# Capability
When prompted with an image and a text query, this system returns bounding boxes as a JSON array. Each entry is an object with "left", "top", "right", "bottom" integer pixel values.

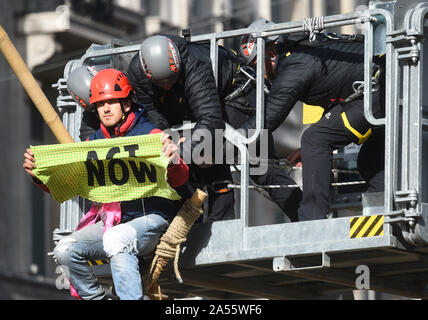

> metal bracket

[
  {"left": 273, "top": 253, "right": 331, "bottom": 272},
  {"left": 383, "top": 210, "right": 421, "bottom": 224},
  {"left": 387, "top": 33, "right": 422, "bottom": 63},
  {"left": 52, "top": 78, "right": 78, "bottom": 113},
  {"left": 395, "top": 189, "right": 418, "bottom": 204},
  {"left": 382, "top": 190, "right": 421, "bottom": 225}
]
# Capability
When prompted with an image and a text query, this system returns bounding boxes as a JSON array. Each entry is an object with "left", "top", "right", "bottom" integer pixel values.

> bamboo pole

[{"left": 0, "top": 25, "right": 74, "bottom": 144}]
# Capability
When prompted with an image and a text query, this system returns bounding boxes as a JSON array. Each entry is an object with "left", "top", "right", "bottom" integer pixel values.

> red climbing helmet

[{"left": 89, "top": 68, "right": 133, "bottom": 105}]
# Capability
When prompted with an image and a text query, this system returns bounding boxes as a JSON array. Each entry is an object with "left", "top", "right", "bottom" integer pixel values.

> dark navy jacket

[{"left": 88, "top": 108, "right": 188, "bottom": 223}]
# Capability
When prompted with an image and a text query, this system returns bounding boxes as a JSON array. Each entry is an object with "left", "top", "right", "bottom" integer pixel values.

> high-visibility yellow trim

[
  {"left": 349, "top": 215, "right": 384, "bottom": 238},
  {"left": 367, "top": 217, "right": 384, "bottom": 237},
  {"left": 303, "top": 103, "right": 324, "bottom": 124},
  {"left": 357, "top": 215, "right": 378, "bottom": 238},
  {"left": 350, "top": 216, "right": 366, "bottom": 236},
  {"left": 341, "top": 112, "right": 372, "bottom": 144}
]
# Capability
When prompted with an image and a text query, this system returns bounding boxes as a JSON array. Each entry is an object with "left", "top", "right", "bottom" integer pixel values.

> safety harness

[{"left": 223, "top": 31, "right": 373, "bottom": 113}]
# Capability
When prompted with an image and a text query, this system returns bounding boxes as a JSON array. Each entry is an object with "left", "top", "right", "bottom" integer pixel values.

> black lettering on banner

[
  {"left": 85, "top": 148, "right": 158, "bottom": 187},
  {"left": 108, "top": 159, "right": 129, "bottom": 186},
  {"left": 124, "top": 144, "right": 139, "bottom": 158},
  {"left": 129, "top": 161, "right": 157, "bottom": 183},
  {"left": 86, "top": 150, "right": 106, "bottom": 186},
  {"left": 106, "top": 147, "right": 120, "bottom": 159},
  {"left": 86, "top": 151, "right": 99, "bottom": 161}
]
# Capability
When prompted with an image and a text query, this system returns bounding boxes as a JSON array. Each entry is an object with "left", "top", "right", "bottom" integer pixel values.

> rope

[
  {"left": 228, "top": 180, "right": 366, "bottom": 189},
  {"left": 267, "top": 158, "right": 362, "bottom": 175},
  {"left": 145, "top": 198, "right": 204, "bottom": 299},
  {"left": 303, "top": 16, "right": 325, "bottom": 42}
]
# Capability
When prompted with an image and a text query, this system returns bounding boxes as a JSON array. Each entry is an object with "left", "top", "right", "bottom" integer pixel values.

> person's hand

[
  {"left": 161, "top": 133, "right": 185, "bottom": 166},
  {"left": 287, "top": 148, "right": 302, "bottom": 168},
  {"left": 23, "top": 148, "right": 37, "bottom": 178}
]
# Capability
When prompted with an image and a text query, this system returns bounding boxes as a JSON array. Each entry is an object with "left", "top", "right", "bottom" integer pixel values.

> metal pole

[{"left": 210, "top": 36, "right": 219, "bottom": 85}]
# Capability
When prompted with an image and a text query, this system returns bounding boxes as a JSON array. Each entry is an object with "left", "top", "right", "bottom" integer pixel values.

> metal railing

[
  {"left": 191, "top": 8, "right": 394, "bottom": 228},
  {"left": 55, "top": 8, "right": 391, "bottom": 232},
  {"left": 53, "top": 5, "right": 428, "bottom": 247}
]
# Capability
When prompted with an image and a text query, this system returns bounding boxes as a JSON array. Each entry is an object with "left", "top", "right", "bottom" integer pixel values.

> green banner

[{"left": 31, "top": 133, "right": 180, "bottom": 203}]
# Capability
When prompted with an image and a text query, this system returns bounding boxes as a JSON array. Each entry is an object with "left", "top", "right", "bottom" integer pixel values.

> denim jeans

[{"left": 53, "top": 213, "right": 169, "bottom": 300}]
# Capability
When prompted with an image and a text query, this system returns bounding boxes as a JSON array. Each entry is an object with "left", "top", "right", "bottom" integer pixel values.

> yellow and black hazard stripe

[
  {"left": 349, "top": 215, "right": 384, "bottom": 238},
  {"left": 87, "top": 259, "right": 110, "bottom": 266}
]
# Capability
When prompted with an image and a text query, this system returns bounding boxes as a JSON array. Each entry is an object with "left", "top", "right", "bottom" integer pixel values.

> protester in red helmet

[
  {"left": 23, "top": 68, "right": 189, "bottom": 300},
  {"left": 78, "top": 34, "right": 303, "bottom": 224}
]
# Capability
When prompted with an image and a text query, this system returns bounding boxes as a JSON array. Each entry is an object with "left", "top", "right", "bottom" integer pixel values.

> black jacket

[
  {"left": 127, "top": 35, "right": 242, "bottom": 158},
  {"left": 242, "top": 33, "right": 379, "bottom": 132}
]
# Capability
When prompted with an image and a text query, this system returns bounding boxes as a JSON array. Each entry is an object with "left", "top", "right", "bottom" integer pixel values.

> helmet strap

[{"left": 114, "top": 99, "right": 134, "bottom": 137}]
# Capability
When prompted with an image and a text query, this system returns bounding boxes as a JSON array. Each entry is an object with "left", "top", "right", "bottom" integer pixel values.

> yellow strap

[
  {"left": 303, "top": 103, "right": 324, "bottom": 124},
  {"left": 341, "top": 112, "right": 372, "bottom": 144}
]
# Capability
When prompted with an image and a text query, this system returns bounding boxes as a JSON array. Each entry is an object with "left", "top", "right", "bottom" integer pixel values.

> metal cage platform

[{"left": 53, "top": 0, "right": 428, "bottom": 299}]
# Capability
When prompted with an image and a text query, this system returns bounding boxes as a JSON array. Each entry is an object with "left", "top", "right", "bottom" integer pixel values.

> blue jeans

[{"left": 53, "top": 214, "right": 169, "bottom": 300}]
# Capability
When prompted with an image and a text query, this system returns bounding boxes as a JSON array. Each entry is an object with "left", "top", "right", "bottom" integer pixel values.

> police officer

[{"left": 239, "top": 19, "right": 385, "bottom": 221}]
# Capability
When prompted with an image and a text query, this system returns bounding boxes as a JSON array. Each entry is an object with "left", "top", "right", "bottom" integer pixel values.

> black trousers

[
  {"left": 298, "top": 99, "right": 385, "bottom": 221},
  {"left": 225, "top": 104, "right": 302, "bottom": 222},
  {"left": 188, "top": 163, "right": 236, "bottom": 222}
]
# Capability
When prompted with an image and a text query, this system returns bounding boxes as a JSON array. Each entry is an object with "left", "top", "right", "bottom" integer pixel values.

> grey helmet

[
  {"left": 240, "top": 19, "right": 280, "bottom": 65},
  {"left": 139, "top": 35, "right": 181, "bottom": 89},
  {"left": 67, "top": 66, "right": 98, "bottom": 109}
]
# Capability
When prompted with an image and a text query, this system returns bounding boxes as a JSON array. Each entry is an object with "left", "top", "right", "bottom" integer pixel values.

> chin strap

[{"left": 100, "top": 110, "right": 136, "bottom": 139}]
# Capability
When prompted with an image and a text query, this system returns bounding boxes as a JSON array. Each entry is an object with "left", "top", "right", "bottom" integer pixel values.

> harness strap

[
  {"left": 330, "top": 55, "right": 383, "bottom": 105},
  {"left": 225, "top": 65, "right": 270, "bottom": 103}
]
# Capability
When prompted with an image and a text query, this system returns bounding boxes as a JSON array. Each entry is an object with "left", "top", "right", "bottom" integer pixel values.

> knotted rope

[
  {"left": 303, "top": 16, "right": 325, "bottom": 42},
  {"left": 145, "top": 189, "right": 207, "bottom": 299}
]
